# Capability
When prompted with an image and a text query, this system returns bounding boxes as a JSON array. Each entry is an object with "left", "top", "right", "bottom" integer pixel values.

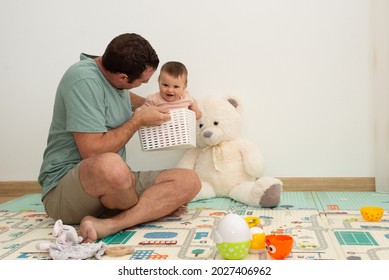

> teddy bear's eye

[
  {"left": 199, "top": 123, "right": 203, "bottom": 129},
  {"left": 213, "top": 121, "right": 219, "bottom": 126}
]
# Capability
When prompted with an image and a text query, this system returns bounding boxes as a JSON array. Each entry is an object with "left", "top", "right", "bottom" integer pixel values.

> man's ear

[{"left": 119, "top": 73, "right": 129, "bottom": 82}]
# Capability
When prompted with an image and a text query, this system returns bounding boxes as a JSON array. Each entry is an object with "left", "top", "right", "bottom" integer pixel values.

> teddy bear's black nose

[{"left": 203, "top": 131, "right": 213, "bottom": 138}]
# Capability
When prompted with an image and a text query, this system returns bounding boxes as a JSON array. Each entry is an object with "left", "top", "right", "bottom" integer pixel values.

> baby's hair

[{"left": 160, "top": 61, "right": 188, "bottom": 83}]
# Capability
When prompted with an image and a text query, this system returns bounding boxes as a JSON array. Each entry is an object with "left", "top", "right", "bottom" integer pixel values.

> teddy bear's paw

[
  {"left": 259, "top": 184, "right": 282, "bottom": 207},
  {"left": 255, "top": 177, "right": 283, "bottom": 208}
]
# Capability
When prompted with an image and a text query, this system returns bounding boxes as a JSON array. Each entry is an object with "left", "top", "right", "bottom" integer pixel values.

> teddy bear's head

[{"left": 196, "top": 96, "right": 242, "bottom": 148}]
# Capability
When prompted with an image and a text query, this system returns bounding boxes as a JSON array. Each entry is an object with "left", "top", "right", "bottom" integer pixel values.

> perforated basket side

[{"left": 138, "top": 109, "right": 196, "bottom": 151}]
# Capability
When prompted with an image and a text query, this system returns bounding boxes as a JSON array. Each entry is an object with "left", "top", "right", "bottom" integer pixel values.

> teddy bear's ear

[{"left": 226, "top": 96, "right": 242, "bottom": 113}]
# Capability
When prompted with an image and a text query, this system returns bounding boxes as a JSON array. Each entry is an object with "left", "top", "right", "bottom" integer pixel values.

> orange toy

[
  {"left": 265, "top": 234, "right": 293, "bottom": 260},
  {"left": 360, "top": 206, "right": 384, "bottom": 222}
]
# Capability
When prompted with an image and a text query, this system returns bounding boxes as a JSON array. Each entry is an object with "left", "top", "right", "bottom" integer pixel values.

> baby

[{"left": 137, "top": 61, "right": 202, "bottom": 119}]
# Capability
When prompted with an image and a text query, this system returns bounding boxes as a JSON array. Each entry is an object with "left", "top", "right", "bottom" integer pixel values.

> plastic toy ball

[{"left": 214, "top": 213, "right": 251, "bottom": 260}]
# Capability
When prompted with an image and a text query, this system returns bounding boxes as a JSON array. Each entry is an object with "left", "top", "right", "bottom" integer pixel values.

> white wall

[
  {"left": 0, "top": 0, "right": 376, "bottom": 180},
  {"left": 372, "top": 0, "right": 389, "bottom": 193}
]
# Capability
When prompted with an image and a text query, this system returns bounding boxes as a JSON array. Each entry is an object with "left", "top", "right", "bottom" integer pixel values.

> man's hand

[
  {"left": 132, "top": 105, "right": 171, "bottom": 127},
  {"left": 73, "top": 106, "right": 171, "bottom": 159}
]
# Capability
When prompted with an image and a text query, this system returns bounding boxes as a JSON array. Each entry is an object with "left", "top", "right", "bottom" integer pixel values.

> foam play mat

[{"left": 1, "top": 192, "right": 389, "bottom": 260}]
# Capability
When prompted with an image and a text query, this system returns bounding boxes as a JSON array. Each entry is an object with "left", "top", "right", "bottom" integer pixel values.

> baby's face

[{"left": 158, "top": 72, "right": 187, "bottom": 102}]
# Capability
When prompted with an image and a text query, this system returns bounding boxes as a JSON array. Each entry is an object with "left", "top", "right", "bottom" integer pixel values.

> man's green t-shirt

[{"left": 38, "top": 54, "right": 132, "bottom": 197}]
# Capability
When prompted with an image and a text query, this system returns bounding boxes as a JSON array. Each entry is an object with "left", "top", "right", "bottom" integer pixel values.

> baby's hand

[{"left": 195, "top": 110, "right": 202, "bottom": 120}]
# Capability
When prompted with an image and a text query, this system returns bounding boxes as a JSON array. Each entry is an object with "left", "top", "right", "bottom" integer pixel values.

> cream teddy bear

[{"left": 177, "top": 96, "right": 283, "bottom": 207}]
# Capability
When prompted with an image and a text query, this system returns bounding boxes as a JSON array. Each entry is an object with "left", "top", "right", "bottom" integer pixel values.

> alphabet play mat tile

[{"left": 1, "top": 192, "right": 389, "bottom": 260}]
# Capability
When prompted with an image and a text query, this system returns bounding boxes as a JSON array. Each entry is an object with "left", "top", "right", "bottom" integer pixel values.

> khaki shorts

[{"left": 43, "top": 163, "right": 162, "bottom": 225}]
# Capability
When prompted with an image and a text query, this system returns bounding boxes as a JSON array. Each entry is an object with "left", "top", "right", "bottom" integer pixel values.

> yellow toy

[
  {"left": 244, "top": 216, "right": 266, "bottom": 253},
  {"left": 360, "top": 206, "right": 384, "bottom": 221}
]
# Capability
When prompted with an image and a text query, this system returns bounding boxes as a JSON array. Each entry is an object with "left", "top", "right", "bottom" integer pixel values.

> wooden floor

[
  {"left": 0, "top": 177, "right": 375, "bottom": 204},
  {"left": 0, "top": 181, "right": 41, "bottom": 204}
]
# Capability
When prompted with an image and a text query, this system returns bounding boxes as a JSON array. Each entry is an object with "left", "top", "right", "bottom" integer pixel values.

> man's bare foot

[
  {"left": 169, "top": 204, "right": 188, "bottom": 217},
  {"left": 79, "top": 216, "right": 115, "bottom": 243}
]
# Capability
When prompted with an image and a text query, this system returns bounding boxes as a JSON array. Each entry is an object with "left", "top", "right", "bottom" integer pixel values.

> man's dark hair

[{"left": 102, "top": 33, "right": 159, "bottom": 83}]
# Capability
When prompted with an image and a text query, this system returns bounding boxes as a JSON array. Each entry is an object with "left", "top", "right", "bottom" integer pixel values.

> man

[{"left": 38, "top": 33, "right": 201, "bottom": 243}]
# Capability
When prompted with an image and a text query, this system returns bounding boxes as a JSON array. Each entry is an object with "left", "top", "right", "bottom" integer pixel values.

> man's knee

[
  {"left": 88, "top": 153, "right": 129, "bottom": 176},
  {"left": 81, "top": 153, "right": 134, "bottom": 193},
  {"left": 157, "top": 168, "right": 201, "bottom": 199}
]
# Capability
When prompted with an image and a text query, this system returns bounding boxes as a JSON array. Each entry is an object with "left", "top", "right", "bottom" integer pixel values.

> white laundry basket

[{"left": 138, "top": 109, "right": 196, "bottom": 151}]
